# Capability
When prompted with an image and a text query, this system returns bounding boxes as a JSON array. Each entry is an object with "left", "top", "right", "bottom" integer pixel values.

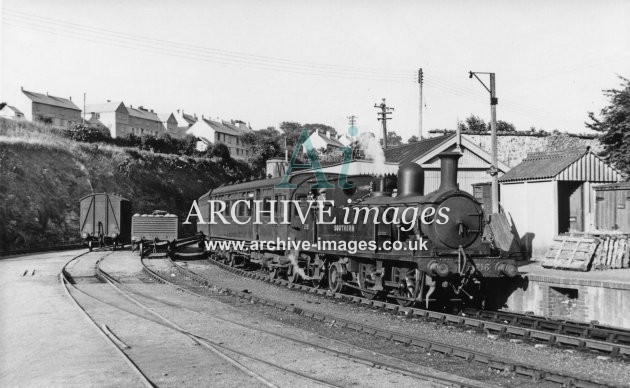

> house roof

[
  {"left": 499, "top": 147, "right": 622, "bottom": 182},
  {"left": 85, "top": 101, "right": 124, "bottom": 113},
  {"left": 206, "top": 119, "right": 242, "bottom": 136},
  {"left": 384, "top": 134, "right": 456, "bottom": 164},
  {"left": 22, "top": 89, "right": 80, "bottom": 111},
  {"left": 2, "top": 105, "right": 23, "bottom": 115},
  {"left": 182, "top": 113, "right": 197, "bottom": 125},
  {"left": 127, "top": 106, "right": 160, "bottom": 122}
]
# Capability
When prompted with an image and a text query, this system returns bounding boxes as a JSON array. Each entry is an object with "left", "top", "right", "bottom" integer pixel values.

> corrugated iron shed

[{"left": 499, "top": 147, "right": 624, "bottom": 183}]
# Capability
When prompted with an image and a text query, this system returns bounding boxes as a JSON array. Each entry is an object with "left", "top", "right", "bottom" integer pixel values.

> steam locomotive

[{"left": 197, "top": 152, "right": 520, "bottom": 308}]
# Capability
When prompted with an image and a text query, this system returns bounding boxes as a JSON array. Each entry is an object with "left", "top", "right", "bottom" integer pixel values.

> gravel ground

[
  {"left": 0, "top": 250, "right": 147, "bottom": 387},
  {"left": 100, "top": 252, "right": 476, "bottom": 387},
  {"left": 174, "top": 259, "right": 630, "bottom": 387},
  {"left": 139, "top": 258, "right": 557, "bottom": 387}
]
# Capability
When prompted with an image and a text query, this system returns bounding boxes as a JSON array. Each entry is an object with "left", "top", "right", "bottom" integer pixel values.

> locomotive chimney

[
  {"left": 437, "top": 152, "right": 462, "bottom": 192},
  {"left": 396, "top": 163, "right": 424, "bottom": 198}
]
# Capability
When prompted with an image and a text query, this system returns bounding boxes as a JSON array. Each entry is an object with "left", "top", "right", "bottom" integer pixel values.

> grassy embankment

[{"left": 0, "top": 118, "right": 244, "bottom": 250}]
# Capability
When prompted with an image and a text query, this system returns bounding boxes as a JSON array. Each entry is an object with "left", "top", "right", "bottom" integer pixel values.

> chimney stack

[{"left": 437, "top": 152, "right": 462, "bottom": 192}]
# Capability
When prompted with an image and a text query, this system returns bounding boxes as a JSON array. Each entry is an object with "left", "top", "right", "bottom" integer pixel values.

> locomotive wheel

[
  {"left": 305, "top": 255, "right": 324, "bottom": 288},
  {"left": 328, "top": 264, "right": 344, "bottom": 293},
  {"left": 358, "top": 272, "right": 378, "bottom": 300},
  {"left": 393, "top": 270, "right": 418, "bottom": 307},
  {"left": 393, "top": 284, "right": 416, "bottom": 307}
]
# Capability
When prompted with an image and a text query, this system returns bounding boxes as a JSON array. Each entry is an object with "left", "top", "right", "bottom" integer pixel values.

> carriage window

[
  {"left": 238, "top": 199, "right": 250, "bottom": 217},
  {"left": 294, "top": 194, "right": 307, "bottom": 217},
  {"left": 263, "top": 197, "right": 271, "bottom": 212}
]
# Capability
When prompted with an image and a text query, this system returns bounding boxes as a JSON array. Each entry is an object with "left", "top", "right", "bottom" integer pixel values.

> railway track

[
  {"left": 64, "top": 249, "right": 462, "bottom": 387},
  {"left": 60, "top": 250, "right": 155, "bottom": 387},
  {"left": 150, "top": 254, "right": 617, "bottom": 388},
  {"left": 203, "top": 255, "right": 630, "bottom": 359},
  {"left": 139, "top": 255, "right": 499, "bottom": 388}
]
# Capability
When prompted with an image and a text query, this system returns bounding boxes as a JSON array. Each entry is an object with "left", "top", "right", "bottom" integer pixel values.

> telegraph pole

[
  {"left": 82, "top": 92, "right": 86, "bottom": 124},
  {"left": 469, "top": 71, "right": 499, "bottom": 214},
  {"left": 418, "top": 68, "right": 423, "bottom": 139},
  {"left": 374, "top": 98, "right": 394, "bottom": 149},
  {"left": 347, "top": 115, "right": 357, "bottom": 127}
]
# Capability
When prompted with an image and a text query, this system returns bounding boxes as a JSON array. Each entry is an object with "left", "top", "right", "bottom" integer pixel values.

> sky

[{"left": 1, "top": 0, "right": 629, "bottom": 141}]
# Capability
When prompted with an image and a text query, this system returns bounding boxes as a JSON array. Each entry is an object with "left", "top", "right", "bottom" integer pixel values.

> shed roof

[
  {"left": 499, "top": 147, "right": 623, "bottom": 183},
  {"left": 384, "top": 134, "right": 455, "bottom": 164},
  {"left": 22, "top": 89, "right": 81, "bottom": 111}
]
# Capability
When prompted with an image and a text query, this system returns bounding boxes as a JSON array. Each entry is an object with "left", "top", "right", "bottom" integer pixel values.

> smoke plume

[{"left": 358, "top": 132, "right": 387, "bottom": 175}]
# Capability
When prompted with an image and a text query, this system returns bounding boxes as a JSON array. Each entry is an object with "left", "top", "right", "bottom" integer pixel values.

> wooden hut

[
  {"left": 594, "top": 181, "right": 630, "bottom": 233},
  {"left": 498, "top": 147, "right": 623, "bottom": 257}
]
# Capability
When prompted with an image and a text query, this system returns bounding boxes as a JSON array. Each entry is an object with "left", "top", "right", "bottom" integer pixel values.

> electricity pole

[
  {"left": 347, "top": 115, "right": 357, "bottom": 127},
  {"left": 83, "top": 92, "right": 86, "bottom": 124},
  {"left": 374, "top": 98, "right": 393, "bottom": 149},
  {"left": 469, "top": 71, "right": 499, "bottom": 214},
  {"left": 418, "top": 68, "right": 423, "bottom": 139}
]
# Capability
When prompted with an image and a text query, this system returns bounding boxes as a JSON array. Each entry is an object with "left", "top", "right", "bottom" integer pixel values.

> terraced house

[
  {"left": 20, "top": 87, "right": 81, "bottom": 129},
  {"left": 85, "top": 101, "right": 163, "bottom": 138},
  {"left": 186, "top": 116, "right": 251, "bottom": 160}
]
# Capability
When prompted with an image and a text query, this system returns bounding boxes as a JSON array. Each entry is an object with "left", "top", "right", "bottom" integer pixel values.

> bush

[{"left": 61, "top": 124, "right": 112, "bottom": 143}]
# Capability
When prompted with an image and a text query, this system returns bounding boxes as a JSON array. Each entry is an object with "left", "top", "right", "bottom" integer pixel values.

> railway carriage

[{"left": 198, "top": 152, "right": 520, "bottom": 308}]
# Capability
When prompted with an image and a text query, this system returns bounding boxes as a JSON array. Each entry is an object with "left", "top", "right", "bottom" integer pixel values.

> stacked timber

[{"left": 591, "top": 234, "right": 630, "bottom": 270}]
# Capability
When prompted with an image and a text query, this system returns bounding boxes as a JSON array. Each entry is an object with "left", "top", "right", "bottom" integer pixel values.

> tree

[
  {"left": 457, "top": 114, "right": 517, "bottom": 133},
  {"left": 495, "top": 120, "right": 516, "bottom": 132},
  {"left": 241, "top": 129, "right": 283, "bottom": 175},
  {"left": 408, "top": 135, "right": 420, "bottom": 143},
  {"left": 587, "top": 76, "right": 630, "bottom": 174},
  {"left": 211, "top": 143, "right": 231, "bottom": 161},
  {"left": 461, "top": 115, "right": 487, "bottom": 133},
  {"left": 386, "top": 131, "right": 403, "bottom": 147}
]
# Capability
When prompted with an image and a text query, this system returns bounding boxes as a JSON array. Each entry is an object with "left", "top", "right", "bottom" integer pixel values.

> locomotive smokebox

[
  {"left": 437, "top": 152, "right": 462, "bottom": 192},
  {"left": 397, "top": 163, "right": 424, "bottom": 198},
  {"left": 371, "top": 175, "right": 397, "bottom": 197}
]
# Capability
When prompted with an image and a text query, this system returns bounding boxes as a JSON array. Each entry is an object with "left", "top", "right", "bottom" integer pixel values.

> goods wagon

[
  {"left": 132, "top": 210, "right": 179, "bottom": 246},
  {"left": 79, "top": 193, "right": 131, "bottom": 250}
]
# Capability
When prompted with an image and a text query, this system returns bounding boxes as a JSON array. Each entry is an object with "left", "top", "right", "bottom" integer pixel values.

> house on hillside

[
  {"left": 85, "top": 101, "right": 163, "bottom": 138},
  {"left": 159, "top": 109, "right": 198, "bottom": 139},
  {"left": 20, "top": 87, "right": 81, "bottom": 129},
  {"left": 384, "top": 134, "right": 510, "bottom": 195},
  {"left": 0, "top": 104, "right": 24, "bottom": 120},
  {"left": 302, "top": 130, "right": 345, "bottom": 154},
  {"left": 499, "top": 147, "right": 623, "bottom": 257},
  {"left": 186, "top": 117, "right": 249, "bottom": 160}
]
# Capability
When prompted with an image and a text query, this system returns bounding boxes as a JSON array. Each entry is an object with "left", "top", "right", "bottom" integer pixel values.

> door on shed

[
  {"left": 616, "top": 189, "right": 630, "bottom": 232},
  {"left": 558, "top": 182, "right": 583, "bottom": 233}
]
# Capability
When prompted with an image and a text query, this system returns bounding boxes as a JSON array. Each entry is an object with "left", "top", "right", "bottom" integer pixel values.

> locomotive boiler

[{"left": 197, "top": 151, "right": 519, "bottom": 308}]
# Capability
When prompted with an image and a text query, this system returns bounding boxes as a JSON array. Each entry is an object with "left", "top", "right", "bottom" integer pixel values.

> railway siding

[{"left": 161, "top": 256, "right": 630, "bottom": 387}]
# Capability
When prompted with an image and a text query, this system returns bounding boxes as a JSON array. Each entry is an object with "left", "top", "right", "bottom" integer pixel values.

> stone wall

[{"left": 463, "top": 134, "right": 601, "bottom": 167}]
